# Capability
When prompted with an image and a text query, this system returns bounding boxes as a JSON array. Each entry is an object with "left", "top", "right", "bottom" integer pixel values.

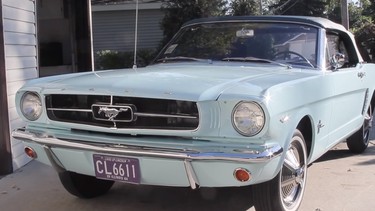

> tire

[
  {"left": 252, "top": 129, "right": 308, "bottom": 211},
  {"left": 347, "top": 105, "right": 373, "bottom": 154},
  {"left": 58, "top": 171, "right": 114, "bottom": 198}
]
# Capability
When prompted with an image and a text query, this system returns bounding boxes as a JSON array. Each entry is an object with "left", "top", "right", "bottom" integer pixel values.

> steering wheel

[{"left": 274, "top": 51, "right": 314, "bottom": 68}]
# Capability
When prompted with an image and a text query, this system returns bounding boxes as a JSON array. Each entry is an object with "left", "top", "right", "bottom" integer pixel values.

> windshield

[{"left": 154, "top": 22, "right": 318, "bottom": 68}]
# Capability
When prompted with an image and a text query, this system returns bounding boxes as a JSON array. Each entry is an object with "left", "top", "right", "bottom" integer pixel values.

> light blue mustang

[{"left": 13, "top": 16, "right": 375, "bottom": 211}]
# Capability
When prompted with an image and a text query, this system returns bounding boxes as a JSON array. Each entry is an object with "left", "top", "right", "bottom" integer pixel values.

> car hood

[{"left": 31, "top": 63, "right": 316, "bottom": 101}]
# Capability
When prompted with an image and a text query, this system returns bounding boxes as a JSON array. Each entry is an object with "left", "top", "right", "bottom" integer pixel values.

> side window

[
  {"left": 326, "top": 31, "right": 359, "bottom": 70},
  {"left": 326, "top": 34, "right": 349, "bottom": 69}
]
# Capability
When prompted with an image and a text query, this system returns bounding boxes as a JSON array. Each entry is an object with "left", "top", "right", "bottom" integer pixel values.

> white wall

[{"left": 3, "top": 0, "right": 38, "bottom": 170}]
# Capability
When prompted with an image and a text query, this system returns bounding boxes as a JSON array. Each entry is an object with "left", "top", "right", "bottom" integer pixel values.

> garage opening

[{"left": 37, "top": 0, "right": 92, "bottom": 77}]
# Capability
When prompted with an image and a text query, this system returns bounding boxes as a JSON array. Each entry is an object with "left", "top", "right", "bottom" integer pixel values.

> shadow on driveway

[
  {"left": 71, "top": 185, "right": 254, "bottom": 211},
  {"left": 315, "top": 140, "right": 375, "bottom": 164}
]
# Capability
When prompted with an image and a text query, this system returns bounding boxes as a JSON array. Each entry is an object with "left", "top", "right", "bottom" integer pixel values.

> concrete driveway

[{"left": 1, "top": 140, "right": 374, "bottom": 211}]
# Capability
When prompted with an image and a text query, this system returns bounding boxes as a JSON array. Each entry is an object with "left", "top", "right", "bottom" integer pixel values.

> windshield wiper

[
  {"left": 222, "top": 57, "right": 292, "bottom": 69},
  {"left": 156, "top": 56, "right": 210, "bottom": 63}
]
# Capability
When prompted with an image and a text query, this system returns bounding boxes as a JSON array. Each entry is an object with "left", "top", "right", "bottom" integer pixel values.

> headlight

[
  {"left": 21, "top": 92, "right": 42, "bottom": 121},
  {"left": 232, "top": 102, "right": 265, "bottom": 136}
]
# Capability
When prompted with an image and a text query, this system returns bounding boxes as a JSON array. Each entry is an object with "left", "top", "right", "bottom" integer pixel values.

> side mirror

[{"left": 330, "top": 53, "right": 346, "bottom": 70}]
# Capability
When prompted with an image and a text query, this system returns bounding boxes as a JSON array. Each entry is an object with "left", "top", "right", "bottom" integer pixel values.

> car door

[{"left": 326, "top": 33, "right": 368, "bottom": 148}]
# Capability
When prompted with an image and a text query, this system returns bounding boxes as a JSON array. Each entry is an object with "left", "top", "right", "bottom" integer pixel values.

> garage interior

[{"left": 38, "top": 0, "right": 92, "bottom": 77}]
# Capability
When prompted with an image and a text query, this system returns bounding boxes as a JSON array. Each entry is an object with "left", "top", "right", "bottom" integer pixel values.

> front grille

[{"left": 45, "top": 94, "right": 199, "bottom": 130}]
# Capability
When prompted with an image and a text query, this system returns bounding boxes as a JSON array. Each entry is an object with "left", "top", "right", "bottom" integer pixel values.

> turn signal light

[
  {"left": 234, "top": 168, "right": 251, "bottom": 182},
  {"left": 24, "top": 147, "right": 37, "bottom": 159}
]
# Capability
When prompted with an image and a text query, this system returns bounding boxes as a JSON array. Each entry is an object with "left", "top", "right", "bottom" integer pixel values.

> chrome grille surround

[{"left": 45, "top": 94, "right": 199, "bottom": 130}]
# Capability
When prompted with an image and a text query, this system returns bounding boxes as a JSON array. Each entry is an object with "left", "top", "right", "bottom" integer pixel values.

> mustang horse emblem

[{"left": 98, "top": 107, "right": 129, "bottom": 121}]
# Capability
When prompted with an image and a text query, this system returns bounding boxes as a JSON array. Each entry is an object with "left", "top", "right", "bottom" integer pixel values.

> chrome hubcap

[
  {"left": 363, "top": 107, "right": 373, "bottom": 145},
  {"left": 280, "top": 137, "right": 307, "bottom": 208}
]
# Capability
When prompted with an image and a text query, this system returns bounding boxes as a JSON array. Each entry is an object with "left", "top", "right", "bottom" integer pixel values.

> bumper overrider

[{"left": 12, "top": 128, "right": 283, "bottom": 189}]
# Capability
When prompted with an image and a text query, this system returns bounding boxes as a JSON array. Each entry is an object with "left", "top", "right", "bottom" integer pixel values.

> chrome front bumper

[{"left": 12, "top": 128, "right": 283, "bottom": 189}]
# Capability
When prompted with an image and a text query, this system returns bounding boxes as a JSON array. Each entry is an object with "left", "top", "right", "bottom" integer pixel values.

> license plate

[{"left": 93, "top": 154, "right": 141, "bottom": 184}]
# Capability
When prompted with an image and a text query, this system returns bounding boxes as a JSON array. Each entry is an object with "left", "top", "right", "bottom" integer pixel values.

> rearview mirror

[{"left": 236, "top": 29, "right": 254, "bottom": 38}]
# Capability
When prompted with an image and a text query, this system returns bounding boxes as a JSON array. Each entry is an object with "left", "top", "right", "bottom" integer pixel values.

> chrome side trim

[
  {"left": 12, "top": 128, "right": 283, "bottom": 163},
  {"left": 362, "top": 89, "right": 370, "bottom": 115}
]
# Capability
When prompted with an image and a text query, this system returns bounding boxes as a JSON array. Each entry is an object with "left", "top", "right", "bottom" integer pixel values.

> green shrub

[{"left": 95, "top": 49, "right": 157, "bottom": 70}]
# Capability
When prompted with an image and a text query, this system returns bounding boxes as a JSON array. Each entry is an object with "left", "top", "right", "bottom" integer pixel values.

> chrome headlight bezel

[
  {"left": 232, "top": 101, "right": 265, "bottom": 136},
  {"left": 20, "top": 92, "right": 43, "bottom": 121}
]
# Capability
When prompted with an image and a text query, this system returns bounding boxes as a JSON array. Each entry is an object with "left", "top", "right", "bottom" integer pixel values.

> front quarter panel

[
  {"left": 218, "top": 70, "right": 337, "bottom": 164},
  {"left": 264, "top": 74, "right": 336, "bottom": 163}
]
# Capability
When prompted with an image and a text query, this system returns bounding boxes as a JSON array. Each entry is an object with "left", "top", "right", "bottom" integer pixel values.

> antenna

[
  {"left": 88, "top": 0, "right": 95, "bottom": 71},
  {"left": 133, "top": 0, "right": 139, "bottom": 69}
]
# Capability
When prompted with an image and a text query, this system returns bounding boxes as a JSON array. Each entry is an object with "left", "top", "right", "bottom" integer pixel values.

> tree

[
  {"left": 348, "top": 2, "right": 370, "bottom": 29},
  {"left": 269, "top": 0, "right": 328, "bottom": 17},
  {"left": 362, "top": 0, "right": 375, "bottom": 21},
  {"left": 160, "top": 0, "right": 227, "bottom": 46},
  {"left": 353, "top": 0, "right": 375, "bottom": 62},
  {"left": 327, "top": 0, "right": 373, "bottom": 29},
  {"left": 355, "top": 22, "right": 375, "bottom": 62},
  {"left": 230, "top": 0, "right": 259, "bottom": 16}
]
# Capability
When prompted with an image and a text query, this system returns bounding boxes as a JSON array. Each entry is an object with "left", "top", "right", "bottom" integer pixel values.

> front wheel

[
  {"left": 252, "top": 129, "right": 308, "bottom": 211},
  {"left": 58, "top": 171, "right": 114, "bottom": 198},
  {"left": 347, "top": 105, "right": 373, "bottom": 153}
]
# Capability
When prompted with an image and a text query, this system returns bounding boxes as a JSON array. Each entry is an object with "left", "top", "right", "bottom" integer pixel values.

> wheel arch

[
  {"left": 296, "top": 116, "right": 313, "bottom": 160},
  {"left": 369, "top": 90, "right": 375, "bottom": 113}
]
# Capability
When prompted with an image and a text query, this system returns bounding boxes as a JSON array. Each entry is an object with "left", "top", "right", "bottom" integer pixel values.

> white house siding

[
  {"left": 3, "top": 0, "right": 38, "bottom": 170},
  {"left": 92, "top": 7, "right": 164, "bottom": 53}
]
